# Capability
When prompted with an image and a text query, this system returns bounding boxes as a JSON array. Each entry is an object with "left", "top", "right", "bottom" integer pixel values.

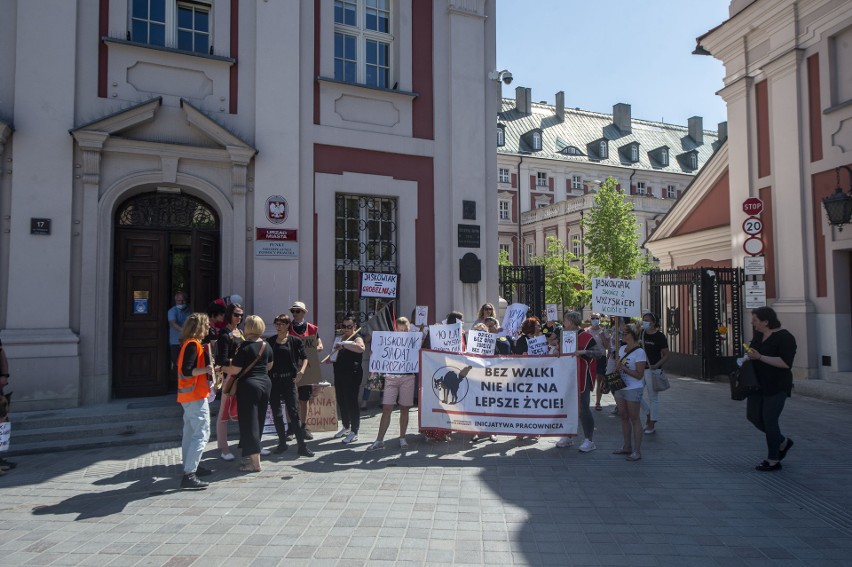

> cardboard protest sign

[
  {"left": 414, "top": 305, "right": 428, "bottom": 327},
  {"left": 419, "top": 350, "right": 577, "bottom": 436},
  {"left": 466, "top": 330, "right": 496, "bottom": 355},
  {"left": 562, "top": 330, "right": 577, "bottom": 355},
  {"left": 360, "top": 272, "right": 399, "bottom": 298},
  {"left": 526, "top": 335, "right": 548, "bottom": 356},
  {"left": 368, "top": 331, "right": 423, "bottom": 374},
  {"left": 304, "top": 385, "right": 337, "bottom": 432},
  {"left": 300, "top": 334, "right": 323, "bottom": 386},
  {"left": 546, "top": 303, "right": 558, "bottom": 323},
  {"left": 592, "top": 278, "right": 642, "bottom": 318},
  {"left": 501, "top": 303, "right": 528, "bottom": 338},
  {"left": 428, "top": 322, "right": 463, "bottom": 353}
]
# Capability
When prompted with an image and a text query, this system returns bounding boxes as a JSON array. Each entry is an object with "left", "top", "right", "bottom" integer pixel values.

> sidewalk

[{"left": 1, "top": 375, "right": 851, "bottom": 566}]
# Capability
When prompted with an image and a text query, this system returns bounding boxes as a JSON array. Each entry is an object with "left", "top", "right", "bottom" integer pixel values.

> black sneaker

[
  {"left": 302, "top": 427, "right": 314, "bottom": 440},
  {"left": 0, "top": 458, "right": 16, "bottom": 470},
  {"left": 195, "top": 466, "right": 213, "bottom": 477},
  {"left": 755, "top": 460, "right": 782, "bottom": 472},
  {"left": 297, "top": 445, "right": 315, "bottom": 458},
  {"left": 274, "top": 443, "right": 289, "bottom": 454},
  {"left": 180, "top": 473, "right": 209, "bottom": 490}
]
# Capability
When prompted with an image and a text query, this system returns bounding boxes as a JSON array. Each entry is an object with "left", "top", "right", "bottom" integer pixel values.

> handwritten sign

[
  {"left": 545, "top": 303, "right": 558, "bottom": 323},
  {"left": 414, "top": 305, "right": 429, "bottom": 327},
  {"left": 360, "top": 272, "right": 399, "bottom": 298},
  {"left": 429, "top": 322, "right": 463, "bottom": 353},
  {"left": 591, "top": 278, "right": 642, "bottom": 317},
  {"left": 300, "top": 335, "right": 323, "bottom": 386},
  {"left": 526, "top": 335, "right": 548, "bottom": 356},
  {"left": 328, "top": 337, "right": 342, "bottom": 363},
  {"left": 562, "top": 330, "right": 577, "bottom": 355},
  {"left": 304, "top": 385, "right": 338, "bottom": 432},
  {"left": 466, "top": 330, "right": 497, "bottom": 355},
  {"left": 368, "top": 331, "right": 423, "bottom": 374},
  {"left": 501, "top": 303, "right": 528, "bottom": 338}
]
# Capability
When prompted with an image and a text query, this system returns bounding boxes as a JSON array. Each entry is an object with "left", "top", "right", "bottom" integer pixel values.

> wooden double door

[{"left": 113, "top": 228, "right": 219, "bottom": 398}]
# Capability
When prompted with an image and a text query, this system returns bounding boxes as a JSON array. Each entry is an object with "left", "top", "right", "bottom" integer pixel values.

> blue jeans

[
  {"left": 746, "top": 391, "right": 787, "bottom": 460},
  {"left": 181, "top": 398, "right": 210, "bottom": 474}
]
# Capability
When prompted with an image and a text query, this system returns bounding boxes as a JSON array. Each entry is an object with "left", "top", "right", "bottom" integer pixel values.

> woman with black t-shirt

[
  {"left": 745, "top": 307, "right": 797, "bottom": 472},
  {"left": 639, "top": 313, "right": 670, "bottom": 434},
  {"left": 215, "top": 303, "right": 245, "bottom": 461}
]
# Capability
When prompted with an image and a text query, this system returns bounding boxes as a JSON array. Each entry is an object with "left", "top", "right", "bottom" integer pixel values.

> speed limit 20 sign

[{"left": 742, "top": 216, "right": 763, "bottom": 236}]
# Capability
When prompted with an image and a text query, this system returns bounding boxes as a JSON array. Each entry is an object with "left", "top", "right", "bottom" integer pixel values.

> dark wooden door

[
  {"left": 191, "top": 229, "right": 220, "bottom": 312},
  {"left": 113, "top": 229, "right": 170, "bottom": 397}
]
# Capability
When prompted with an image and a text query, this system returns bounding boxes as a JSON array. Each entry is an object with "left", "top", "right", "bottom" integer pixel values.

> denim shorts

[{"left": 615, "top": 387, "right": 643, "bottom": 403}]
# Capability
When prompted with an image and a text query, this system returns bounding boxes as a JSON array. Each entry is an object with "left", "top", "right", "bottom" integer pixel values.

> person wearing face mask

[
  {"left": 288, "top": 301, "right": 323, "bottom": 441},
  {"left": 586, "top": 313, "right": 611, "bottom": 411},
  {"left": 168, "top": 292, "right": 191, "bottom": 388},
  {"left": 639, "top": 312, "right": 670, "bottom": 435}
]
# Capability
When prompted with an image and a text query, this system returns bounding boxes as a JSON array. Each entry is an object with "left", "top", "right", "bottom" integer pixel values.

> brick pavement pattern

[{"left": 2, "top": 376, "right": 852, "bottom": 566}]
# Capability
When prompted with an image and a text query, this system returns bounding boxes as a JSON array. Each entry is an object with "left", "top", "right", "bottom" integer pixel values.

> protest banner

[
  {"left": 368, "top": 331, "right": 423, "bottom": 374},
  {"left": 419, "top": 350, "right": 577, "bottom": 436},
  {"left": 300, "top": 335, "right": 323, "bottom": 386},
  {"left": 428, "top": 322, "right": 463, "bottom": 353},
  {"left": 526, "top": 335, "right": 548, "bottom": 356},
  {"left": 262, "top": 402, "right": 287, "bottom": 435},
  {"left": 466, "top": 330, "right": 496, "bottom": 355},
  {"left": 562, "top": 330, "right": 577, "bottom": 355},
  {"left": 591, "top": 278, "right": 642, "bottom": 318},
  {"left": 501, "top": 303, "right": 528, "bottom": 338},
  {"left": 304, "top": 385, "right": 337, "bottom": 432},
  {"left": 414, "top": 305, "right": 428, "bottom": 327},
  {"left": 360, "top": 272, "right": 399, "bottom": 298},
  {"left": 545, "top": 303, "right": 558, "bottom": 323},
  {"left": 0, "top": 422, "right": 9, "bottom": 452}
]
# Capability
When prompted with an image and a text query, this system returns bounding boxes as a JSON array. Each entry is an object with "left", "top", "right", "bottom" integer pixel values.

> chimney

[
  {"left": 555, "top": 91, "right": 565, "bottom": 122},
  {"left": 717, "top": 121, "right": 728, "bottom": 143},
  {"left": 688, "top": 116, "right": 704, "bottom": 145},
  {"left": 515, "top": 86, "right": 531, "bottom": 114},
  {"left": 613, "top": 103, "right": 631, "bottom": 134}
]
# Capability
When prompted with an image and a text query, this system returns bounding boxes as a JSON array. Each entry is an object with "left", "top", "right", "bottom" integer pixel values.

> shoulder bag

[
  {"left": 730, "top": 359, "right": 759, "bottom": 401},
  {"left": 223, "top": 341, "right": 267, "bottom": 397},
  {"left": 605, "top": 347, "right": 639, "bottom": 393}
]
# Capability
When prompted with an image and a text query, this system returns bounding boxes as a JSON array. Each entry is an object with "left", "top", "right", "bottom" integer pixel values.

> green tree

[
  {"left": 582, "top": 176, "right": 652, "bottom": 279},
  {"left": 530, "top": 236, "right": 589, "bottom": 309}
]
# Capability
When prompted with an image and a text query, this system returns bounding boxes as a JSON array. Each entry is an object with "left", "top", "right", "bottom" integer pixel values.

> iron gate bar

[{"left": 498, "top": 265, "right": 545, "bottom": 320}]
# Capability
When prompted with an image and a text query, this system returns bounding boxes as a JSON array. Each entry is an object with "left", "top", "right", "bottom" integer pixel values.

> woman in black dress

[
  {"left": 267, "top": 314, "right": 314, "bottom": 457},
  {"left": 221, "top": 315, "right": 272, "bottom": 472},
  {"left": 215, "top": 303, "right": 244, "bottom": 461},
  {"left": 745, "top": 306, "right": 797, "bottom": 472},
  {"left": 332, "top": 316, "right": 365, "bottom": 445}
]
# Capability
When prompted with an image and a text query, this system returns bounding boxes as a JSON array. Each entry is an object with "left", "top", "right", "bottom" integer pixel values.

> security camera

[{"left": 489, "top": 70, "right": 513, "bottom": 85}]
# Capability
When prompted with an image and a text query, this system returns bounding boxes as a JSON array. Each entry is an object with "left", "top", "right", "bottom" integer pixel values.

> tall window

[
  {"left": 571, "top": 175, "right": 582, "bottom": 190},
  {"left": 690, "top": 152, "right": 698, "bottom": 169},
  {"left": 667, "top": 184, "right": 677, "bottom": 199},
  {"left": 660, "top": 148, "right": 669, "bottom": 166},
  {"left": 571, "top": 235, "right": 581, "bottom": 257},
  {"left": 630, "top": 145, "right": 638, "bottom": 162},
  {"left": 499, "top": 243, "right": 511, "bottom": 258},
  {"left": 334, "top": 0, "right": 392, "bottom": 88},
  {"left": 130, "top": 0, "right": 211, "bottom": 55},
  {"left": 499, "top": 168, "right": 510, "bottom": 183},
  {"left": 599, "top": 140, "right": 608, "bottom": 159},
  {"left": 497, "top": 126, "right": 505, "bottom": 147},
  {"left": 636, "top": 181, "right": 646, "bottom": 195},
  {"left": 335, "top": 195, "right": 398, "bottom": 323},
  {"left": 532, "top": 132, "right": 542, "bottom": 151},
  {"left": 536, "top": 172, "right": 548, "bottom": 187},
  {"left": 499, "top": 200, "right": 510, "bottom": 221},
  {"left": 526, "top": 243, "right": 534, "bottom": 262}
]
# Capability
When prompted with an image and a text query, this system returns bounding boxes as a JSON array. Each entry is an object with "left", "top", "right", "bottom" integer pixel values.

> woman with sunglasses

[
  {"left": 215, "top": 303, "right": 245, "bottom": 461},
  {"left": 473, "top": 303, "right": 497, "bottom": 328},
  {"left": 332, "top": 315, "right": 365, "bottom": 444}
]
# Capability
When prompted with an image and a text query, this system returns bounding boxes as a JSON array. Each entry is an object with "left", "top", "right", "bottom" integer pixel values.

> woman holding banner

[
  {"left": 586, "top": 314, "right": 611, "bottom": 411},
  {"left": 512, "top": 317, "right": 545, "bottom": 355},
  {"left": 332, "top": 316, "right": 365, "bottom": 445},
  {"left": 613, "top": 323, "right": 647, "bottom": 461}
]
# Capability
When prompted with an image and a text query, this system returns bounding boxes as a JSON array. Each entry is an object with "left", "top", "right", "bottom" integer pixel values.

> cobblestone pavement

[{"left": 1, "top": 376, "right": 851, "bottom": 566}]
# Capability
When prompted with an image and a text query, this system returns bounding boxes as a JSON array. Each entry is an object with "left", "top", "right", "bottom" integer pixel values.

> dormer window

[
  {"left": 497, "top": 125, "right": 505, "bottom": 147},
  {"left": 599, "top": 140, "right": 608, "bottom": 158},
  {"left": 532, "top": 131, "right": 542, "bottom": 151},
  {"left": 630, "top": 145, "right": 638, "bottom": 162},
  {"left": 678, "top": 150, "right": 699, "bottom": 171},
  {"left": 660, "top": 148, "right": 669, "bottom": 165},
  {"left": 563, "top": 146, "right": 583, "bottom": 156},
  {"left": 690, "top": 152, "right": 698, "bottom": 169}
]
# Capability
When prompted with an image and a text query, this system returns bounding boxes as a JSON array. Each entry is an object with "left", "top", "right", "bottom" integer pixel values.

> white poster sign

[
  {"left": 0, "top": 422, "right": 9, "bottom": 452},
  {"left": 262, "top": 403, "right": 287, "bottom": 435},
  {"left": 368, "top": 331, "right": 423, "bottom": 374},
  {"left": 545, "top": 303, "right": 558, "bottom": 323},
  {"left": 526, "top": 335, "right": 548, "bottom": 356},
  {"left": 501, "top": 303, "right": 528, "bottom": 338},
  {"left": 562, "top": 330, "right": 577, "bottom": 355},
  {"left": 466, "top": 330, "right": 497, "bottom": 355},
  {"left": 428, "top": 323, "right": 463, "bottom": 353},
  {"left": 744, "top": 256, "right": 766, "bottom": 276},
  {"left": 414, "top": 305, "right": 429, "bottom": 327},
  {"left": 360, "top": 272, "right": 399, "bottom": 298},
  {"left": 744, "top": 280, "right": 767, "bottom": 308},
  {"left": 419, "top": 351, "right": 577, "bottom": 436},
  {"left": 591, "top": 278, "right": 642, "bottom": 317}
]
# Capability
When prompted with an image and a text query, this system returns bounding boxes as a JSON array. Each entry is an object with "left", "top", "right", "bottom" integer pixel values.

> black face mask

[{"left": 292, "top": 320, "right": 307, "bottom": 332}]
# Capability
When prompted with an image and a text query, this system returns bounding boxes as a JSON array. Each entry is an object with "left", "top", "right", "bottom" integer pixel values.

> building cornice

[{"left": 645, "top": 226, "right": 732, "bottom": 269}]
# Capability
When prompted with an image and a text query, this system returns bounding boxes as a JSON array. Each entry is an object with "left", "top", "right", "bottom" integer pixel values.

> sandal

[
  {"left": 626, "top": 452, "right": 642, "bottom": 461},
  {"left": 594, "top": 404, "right": 602, "bottom": 411},
  {"left": 239, "top": 465, "right": 261, "bottom": 473},
  {"left": 612, "top": 448, "right": 632, "bottom": 455}
]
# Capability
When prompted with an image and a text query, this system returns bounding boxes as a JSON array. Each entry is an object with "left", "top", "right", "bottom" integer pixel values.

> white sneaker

[
  {"left": 366, "top": 440, "right": 384, "bottom": 451},
  {"left": 399, "top": 438, "right": 409, "bottom": 449},
  {"left": 219, "top": 452, "right": 235, "bottom": 461},
  {"left": 342, "top": 432, "right": 358, "bottom": 444},
  {"left": 556, "top": 436, "right": 574, "bottom": 448},
  {"left": 333, "top": 428, "right": 350, "bottom": 439},
  {"left": 578, "top": 439, "right": 597, "bottom": 453},
  {"left": 260, "top": 448, "right": 271, "bottom": 456}
]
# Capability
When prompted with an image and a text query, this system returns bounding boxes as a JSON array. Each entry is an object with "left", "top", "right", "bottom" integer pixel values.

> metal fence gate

[
  {"left": 499, "top": 265, "right": 545, "bottom": 319},
  {"left": 649, "top": 267, "right": 744, "bottom": 380}
]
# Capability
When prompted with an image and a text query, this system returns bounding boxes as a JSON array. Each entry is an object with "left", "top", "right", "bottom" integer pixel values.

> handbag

[
  {"left": 367, "top": 373, "right": 385, "bottom": 392},
  {"left": 730, "top": 360, "right": 760, "bottom": 401},
  {"left": 651, "top": 369, "right": 670, "bottom": 392},
  {"left": 223, "top": 341, "right": 267, "bottom": 396},
  {"left": 606, "top": 346, "right": 640, "bottom": 392}
]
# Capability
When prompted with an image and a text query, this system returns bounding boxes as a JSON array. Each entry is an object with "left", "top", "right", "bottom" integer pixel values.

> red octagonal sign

[{"left": 743, "top": 197, "right": 764, "bottom": 216}]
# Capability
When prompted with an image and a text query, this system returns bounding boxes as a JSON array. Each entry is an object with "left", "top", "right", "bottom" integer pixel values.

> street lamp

[{"left": 822, "top": 165, "right": 852, "bottom": 231}]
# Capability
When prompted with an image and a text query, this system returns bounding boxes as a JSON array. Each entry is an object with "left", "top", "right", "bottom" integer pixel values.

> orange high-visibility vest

[{"left": 176, "top": 339, "right": 210, "bottom": 403}]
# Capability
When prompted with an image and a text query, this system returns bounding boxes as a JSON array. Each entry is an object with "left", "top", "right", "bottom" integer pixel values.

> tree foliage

[
  {"left": 529, "top": 236, "right": 590, "bottom": 309},
  {"left": 582, "top": 176, "right": 652, "bottom": 279}
]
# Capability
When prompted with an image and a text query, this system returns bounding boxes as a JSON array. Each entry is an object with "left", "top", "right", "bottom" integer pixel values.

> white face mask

[
  {"left": 591, "top": 319, "right": 600, "bottom": 326},
  {"left": 176, "top": 304, "right": 187, "bottom": 310},
  {"left": 642, "top": 321, "right": 652, "bottom": 330}
]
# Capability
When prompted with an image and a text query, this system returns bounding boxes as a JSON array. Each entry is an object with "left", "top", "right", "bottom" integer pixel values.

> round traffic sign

[
  {"left": 742, "top": 216, "right": 764, "bottom": 236},
  {"left": 743, "top": 236, "right": 764, "bottom": 256},
  {"left": 743, "top": 197, "right": 764, "bottom": 215}
]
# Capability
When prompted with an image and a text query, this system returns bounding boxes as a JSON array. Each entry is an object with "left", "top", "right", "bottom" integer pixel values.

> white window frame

[
  {"left": 499, "top": 199, "right": 510, "bottom": 221},
  {"left": 571, "top": 235, "right": 582, "bottom": 257},
  {"left": 497, "top": 127, "right": 505, "bottom": 147},
  {"left": 498, "top": 168, "right": 510, "bottom": 184},
  {"left": 532, "top": 131, "right": 542, "bottom": 151},
  {"left": 630, "top": 145, "right": 638, "bottom": 162},
  {"left": 599, "top": 140, "right": 608, "bottom": 158},
  {"left": 667, "top": 185, "right": 677, "bottom": 199},
  {"left": 536, "top": 171, "right": 548, "bottom": 187},
  {"left": 526, "top": 243, "right": 534, "bottom": 262},
  {"left": 690, "top": 152, "right": 698, "bottom": 169},
  {"left": 571, "top": 174, "right": 582, "bottom": 190},
  {"left": 636, "top": 181, "right": 646, "bottom": 196},
  {"left": 129, "top": 0, "right": 212, "bottom": 54},
  {"left": 660, "top": 148, "right": 669, "bottom": 166},
  {"left": 334, "top": 0, "right": 393, "bottom": 88},
  {"left": 499, "top": 243, "right": 511, "bottom": 259}
]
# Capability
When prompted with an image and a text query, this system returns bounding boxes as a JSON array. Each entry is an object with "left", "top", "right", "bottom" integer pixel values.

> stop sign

[{"left": 743, "top": 197, "right": 764, "bottom": 215}]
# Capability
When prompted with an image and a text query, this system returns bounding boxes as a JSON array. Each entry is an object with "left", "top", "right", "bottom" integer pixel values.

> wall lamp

[{"left": 822, "top": 165, "right": 852, "bottom": 231}]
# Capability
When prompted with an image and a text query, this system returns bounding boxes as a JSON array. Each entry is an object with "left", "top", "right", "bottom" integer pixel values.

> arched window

[
  {"left": 599, "top": 140, "right": 608, "bottom": 158},
  {"left": 532, "top": 131, "right": 542, "bottom": 151},
  {"left": 116, "top": 192, "right": 218, "bottom": 229}
]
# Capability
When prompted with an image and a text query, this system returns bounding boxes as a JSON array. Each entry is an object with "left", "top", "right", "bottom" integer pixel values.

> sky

[{"left": 496, "top": 0, "right": 731, "bottom": 129}]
